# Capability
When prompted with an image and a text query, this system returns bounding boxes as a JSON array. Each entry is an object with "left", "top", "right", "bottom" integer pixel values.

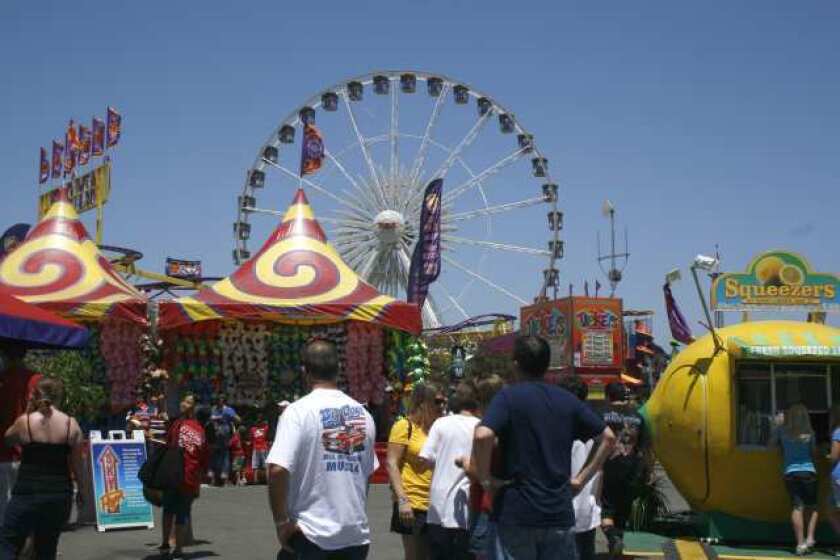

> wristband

[
  {"left": 397, "top": 496, "right": 409, "bottom": 506},
  {"left": 274, "top": 517, "right": 291, "bottom": 526}
]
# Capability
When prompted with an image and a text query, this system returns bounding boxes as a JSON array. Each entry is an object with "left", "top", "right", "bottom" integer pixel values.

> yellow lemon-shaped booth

[{"left": 644, "top": 320, "right": 840, "bottom": 543}]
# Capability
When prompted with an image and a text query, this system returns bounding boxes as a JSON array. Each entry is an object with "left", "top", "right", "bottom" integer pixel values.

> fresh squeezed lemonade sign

[{"left": 712, "top": 251, "right": 840, "bottom": 311}]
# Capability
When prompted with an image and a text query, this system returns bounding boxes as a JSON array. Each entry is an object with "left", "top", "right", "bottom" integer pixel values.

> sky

[{"left": 1, "top": 1, "right": 838, "bottom": 341}]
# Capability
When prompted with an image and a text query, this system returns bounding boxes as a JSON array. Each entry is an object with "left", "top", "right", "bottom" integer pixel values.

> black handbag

[{"left": 139, "top": 436, "right": 184, "bottom": 491}]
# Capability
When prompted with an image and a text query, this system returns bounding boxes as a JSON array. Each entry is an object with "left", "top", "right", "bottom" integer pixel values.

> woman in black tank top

[{"left": 0, "top": 377, "right": 84, "bottom": 560}]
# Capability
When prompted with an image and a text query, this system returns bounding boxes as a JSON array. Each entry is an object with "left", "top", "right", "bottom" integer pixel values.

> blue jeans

[
  {"left": 494, "top": 523, "right": 577, "bottom": 560},
  {"left": 0, "top": 493, "right": 71, "bottom": 560},
  {"left": 469, "top": 511, "right": 497, "bottom": 559},
  {"left": 276, "top": 533, "right": 369, "bottom": 559}
]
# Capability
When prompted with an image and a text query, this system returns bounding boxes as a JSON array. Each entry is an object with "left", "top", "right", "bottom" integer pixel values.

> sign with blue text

[{"left": 89, "top": 430, "right": 154, "bottom": 532}]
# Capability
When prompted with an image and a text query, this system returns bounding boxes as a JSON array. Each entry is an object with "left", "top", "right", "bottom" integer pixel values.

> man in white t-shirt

[
  {"left": 560, "top": 375, "right": 602, "bottom": 560},
  {"left": 419, "top": 382, "right": 481, "bottom": 560},
  {"left": 267, "top": 339, "right": 378, "bottom": 560}
]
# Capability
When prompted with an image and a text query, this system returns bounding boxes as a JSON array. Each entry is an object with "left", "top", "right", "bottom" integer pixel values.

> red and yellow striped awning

[
  {"left": 159, "top": 189, "right": 421, "bottom": 334},
  {"left": 0, "top": 199, "right": 147, "bottom": 323}
]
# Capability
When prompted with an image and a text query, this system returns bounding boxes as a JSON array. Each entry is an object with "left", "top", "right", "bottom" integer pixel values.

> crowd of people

[
  {"left": 0, "top": 335, "right": 654, "bottom": 560},
  {"left": 264, "top": 335, "right": 651, "bottom": 560}
]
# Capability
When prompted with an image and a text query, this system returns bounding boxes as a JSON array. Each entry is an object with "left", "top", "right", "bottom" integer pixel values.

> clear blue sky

[{"left": 1, "top": 1, "right": 838, "bottom": 340}]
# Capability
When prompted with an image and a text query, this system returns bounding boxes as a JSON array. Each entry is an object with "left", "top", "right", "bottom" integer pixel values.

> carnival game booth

[
  {"left": 0, "top": 198, "right": 148, "bottom": 410},
  {"left": 158, "top": 189, "right": 422, "bottom": 411}
]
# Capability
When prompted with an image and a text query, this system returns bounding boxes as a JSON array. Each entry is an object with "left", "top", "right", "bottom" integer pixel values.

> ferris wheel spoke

[
  {"left": 409, "top": 82, "right": 450, "bottom": 185},
  {"left": 324, "top": 150, "right": 381, "bottom": 213},
  {"left": 429, "top": 111, "right": 492, "bottom": 182},
  {"left": 357, "top": 249, "right": 381, "bottom": 280},
  {"left": 340, "top": 91, "right": 386, "bottom": 200},
  {"left": 445, "top": 196, "right": 545, "bottom": 223},
  {"left": 389, "top": 84, "right": 399, "bottom": 181},
  {"left": 444, "top": 235, "right": 551, "bottom": 257},
  {"left": 242, "top": 205, "right": 284, "bottom": 217},
  {"left": 436, "top": 282, "right": 471, "bottom": 321},
  {"left": 443, "top": 147, "right": 529, "bottom": 204},
  {"left": 264, "top": 160, "right": 373, "bottom": 218},
  {"left": 443, "top": 254, "right": 528, "bottom": 306}
]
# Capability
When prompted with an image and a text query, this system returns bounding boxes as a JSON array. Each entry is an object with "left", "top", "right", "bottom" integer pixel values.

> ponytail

[{"left": 29, "top": 377, "right": 64, "bottom": 415}]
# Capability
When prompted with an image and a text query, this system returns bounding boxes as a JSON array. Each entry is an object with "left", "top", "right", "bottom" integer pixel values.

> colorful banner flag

[
  {"left": 51, "top": 141, "right": 64, "bottom": 179},
  {"left": 63, "top": 139, "right": 76, "bottom": 177},
  {"left": 78, "top": 125, "right": 92, "bottom": 166},
  {"left": 39, "top": 147, "right": 49, "bottom": 184},
  {"left": 299, "top": 123, "right": 324, "bottom": 176},
  {"left": 92, "top": 117, "right": 105, "bottom": 156},
  {"left": 66, "top": 120, "right": 80, "bottom": 153},
  {"left": 407, "top": 179, "right": 444, "bottom": 308},
  {"left": 664, "top": 283, "right": 694, "bottom": 344},
  {"left": 106, "top": 106, "right": 121, "bottom": 147}
]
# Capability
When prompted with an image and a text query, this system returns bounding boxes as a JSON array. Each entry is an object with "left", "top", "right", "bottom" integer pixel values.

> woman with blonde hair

[
  {"left": 774, "top": 403, "right": 818, "bottom": 555},
  {"left": 387, "top": 382, "right": 446, "bottom": 560},
  {"left": 0, "top": 377, "right": 84, "bottom": 560}
]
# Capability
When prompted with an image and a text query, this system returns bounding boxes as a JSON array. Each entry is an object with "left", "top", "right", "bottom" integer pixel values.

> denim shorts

[
  {"left": 162, "top": 491, "right": 194, "bottom": 525},
  {"left": 784, "top": 471, "right": 817, "bottom": 509}
]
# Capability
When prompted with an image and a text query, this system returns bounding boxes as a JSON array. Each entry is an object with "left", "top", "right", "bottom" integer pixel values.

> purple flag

[
  {"left": 407, "top": 179, "right": 443, "bottom": 308},
  {"left": 664, "top": 283, "right": 694, "bottom": 344},
  {"left": 39, "top": 147, "right": 49, "bottom": 184}
]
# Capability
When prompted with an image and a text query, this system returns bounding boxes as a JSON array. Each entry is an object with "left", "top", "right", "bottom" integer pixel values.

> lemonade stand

[{"left": 642, "top": 250, "right": 840, "bottom": 547}]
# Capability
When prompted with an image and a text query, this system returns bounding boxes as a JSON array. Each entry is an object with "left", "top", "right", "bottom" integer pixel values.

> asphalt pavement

[{"left": 59, "top": 474, "right": 688, "bottom": 559}]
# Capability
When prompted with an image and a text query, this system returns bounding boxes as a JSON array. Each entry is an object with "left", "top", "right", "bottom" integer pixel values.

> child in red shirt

[
  {"left": 161, "top": 395, "right": 208, "bottom": 559},
  {"left": 248, "top": 414, "right": 270, "bottom": 485},
  {"left": 229, "top": 426, "right": 246, "bottom": 486}
]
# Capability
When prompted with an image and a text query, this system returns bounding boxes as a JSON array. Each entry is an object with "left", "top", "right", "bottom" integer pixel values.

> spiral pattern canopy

[
  {"left": 0, "top": 200, "right": 147, "bottom": 323},
  {"left": 159, "top": 189, "right": 421, "bottom": 334}
]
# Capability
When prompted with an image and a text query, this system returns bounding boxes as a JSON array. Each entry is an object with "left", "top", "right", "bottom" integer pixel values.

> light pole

[{"left": 690, "top": 254, "right": 723, "bottom": 354}]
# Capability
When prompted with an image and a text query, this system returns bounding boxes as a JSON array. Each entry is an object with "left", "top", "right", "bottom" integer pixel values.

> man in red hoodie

[{"left": 160, "top": 394, "right": 208, "bottom": 560}]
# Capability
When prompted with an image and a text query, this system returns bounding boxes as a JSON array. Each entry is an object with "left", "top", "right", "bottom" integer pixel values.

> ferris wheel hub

[{"left": 373, "top": 209, "right": 406, "bottom": 246}]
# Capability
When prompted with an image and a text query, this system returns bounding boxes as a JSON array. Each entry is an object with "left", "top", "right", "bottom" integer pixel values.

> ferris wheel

[{"left": 233, "top": 70, "right": 563, "bottom": 328}]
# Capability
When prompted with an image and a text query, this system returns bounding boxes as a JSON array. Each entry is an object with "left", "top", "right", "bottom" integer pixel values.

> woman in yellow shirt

[{"left": 387, "top": 383, "right": 445, "bottom": 560}]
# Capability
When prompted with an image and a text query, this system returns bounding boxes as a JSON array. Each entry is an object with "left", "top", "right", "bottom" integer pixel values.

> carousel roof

[
  {"left": 159, "top": 189, "right": 421, "bottom": 334},
  {"left": 0, "top": 199, "right": 147, "bottom": 323}
]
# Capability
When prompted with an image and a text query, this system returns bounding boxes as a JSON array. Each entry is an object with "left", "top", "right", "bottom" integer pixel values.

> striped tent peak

[
  {"left": 0, "top": 198, "right": 146, "bottom": 312},
  {"left": 267, "top": 188, "right": 327, "bottom": 244}
]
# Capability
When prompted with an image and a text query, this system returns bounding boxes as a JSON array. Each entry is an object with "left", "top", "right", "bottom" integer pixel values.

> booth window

[{"left": 736, "top": 362, "right": 832, "bottom": 446}]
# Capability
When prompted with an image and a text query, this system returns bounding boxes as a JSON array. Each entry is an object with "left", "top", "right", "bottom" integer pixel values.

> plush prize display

[
  {"left": 163, "top": 321, "right": 394, "bottom": 407},
  {"left": 97, "top": 320, "right": 145, "bottom": 410}
]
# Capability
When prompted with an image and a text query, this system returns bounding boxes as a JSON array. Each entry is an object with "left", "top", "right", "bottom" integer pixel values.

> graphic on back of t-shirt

[
  {"left": 320, "top": 405, "right": 367, "bottom": 455},
  {"left": 603, "top": 407, "right": 643, "bottom": 458}
]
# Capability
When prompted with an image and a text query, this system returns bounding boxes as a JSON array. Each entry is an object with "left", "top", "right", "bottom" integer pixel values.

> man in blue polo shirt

[{"left": 472, "top": 336, "right": 617, "bottom": 560}]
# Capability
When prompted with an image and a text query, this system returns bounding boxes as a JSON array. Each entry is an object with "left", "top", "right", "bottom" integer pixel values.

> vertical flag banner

[
  {"left": 664, "top": 283, "right": 694, "bottom": 344},
  {"left": 407, "top": 178, "right": 444, "bottom": 308},
  {"left": 38, "top": 147, "right": 49, "bottom": 184},
  {"left": 51, "top": 141, "right": 64, "bottom": 179},
  {"left": 92, "top": 117, "right": 105, "bottom": 156},
  {"left": 64, "top": 121, "right": 79, "bottom": 176},
  {"left": 78, "top": 125, "right": 92, "bottom": 166},
  {"left": 299, "top": 123, "right": 324, "bottom": 176},
  {"left": 106, "top": 107, "right": 121, "bottom": 147}
]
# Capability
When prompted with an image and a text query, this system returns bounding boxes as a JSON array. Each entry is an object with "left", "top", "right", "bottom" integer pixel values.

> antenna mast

[{"left": 597, "top": 200, "right": 630, "bottom": 297}]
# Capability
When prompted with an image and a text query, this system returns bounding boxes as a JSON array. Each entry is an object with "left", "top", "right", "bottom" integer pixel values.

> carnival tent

[
  {"left": 0, "top": 199, "right": 147, "bottom": 324},
  {"left": 159, "top": 189, "right": 421, "bottom": 334},
  {"left": 0, "top": 290, "right": 90, "bottom": 348}
]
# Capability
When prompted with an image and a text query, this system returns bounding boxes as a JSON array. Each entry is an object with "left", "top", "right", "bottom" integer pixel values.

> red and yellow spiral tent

[
  {"left": 159, "top": 190, "right": 421, "bottom": 334},
  {"left": 0, "top": 199, "right": 147, "bottom": 323}
]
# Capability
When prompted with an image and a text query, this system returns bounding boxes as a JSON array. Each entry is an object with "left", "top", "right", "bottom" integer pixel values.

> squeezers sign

[{"left": 712, "top": 251, "right": 839, "bottom": 312}]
